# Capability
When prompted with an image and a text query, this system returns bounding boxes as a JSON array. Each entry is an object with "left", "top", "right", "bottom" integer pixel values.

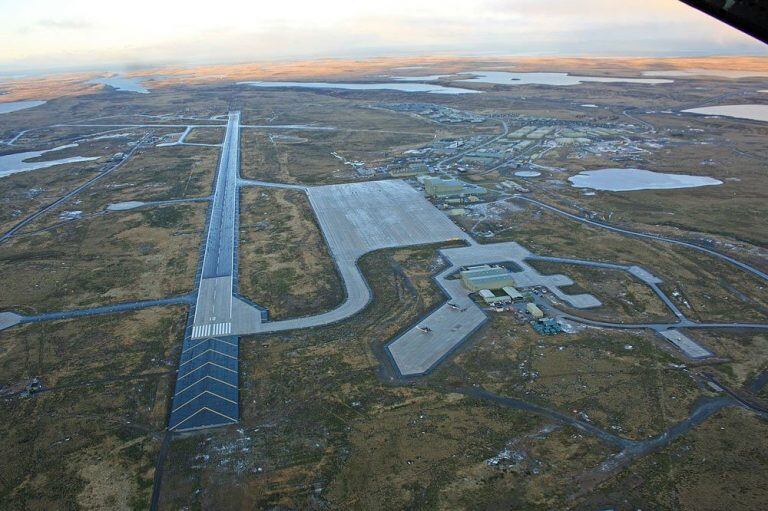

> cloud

[
  {"left": 0, "top": 0, "right": 765, "bottom": 73},
  {"left": 36, "top": 18, "right": 94, "bottom": 30}
]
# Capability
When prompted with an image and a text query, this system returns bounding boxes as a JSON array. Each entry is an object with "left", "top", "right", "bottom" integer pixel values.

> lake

[
  {"left": 683, "top": 105, "right": 768, "bottom": 123},
  {"left": 568, "top": 168, "right": 722, "bottom": 192},
  {"left": 643, "top": 69, "right": 768, "bottom": 79},
  {"left": 0, "top": 100, "right": 47, "bottom": 114},
  {"left": 393, "top": 71, "right": 672, "bottom": 86},
  {"left": 89, "top": 76, "right": 150, "bottom": 93},
  {"left": 0, "top": 144, "right": 99, "bottom": 178},
  {"left": 239, "top": 81, "right": 480, "bottom": 95},
  {"left": 514, "top": 171, "right": 541, "bottom": 177}
]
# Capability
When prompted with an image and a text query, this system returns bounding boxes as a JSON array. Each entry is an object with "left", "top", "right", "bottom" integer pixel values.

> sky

[{"left": 0, "top": 0, "right": 766, "bottom": 74}]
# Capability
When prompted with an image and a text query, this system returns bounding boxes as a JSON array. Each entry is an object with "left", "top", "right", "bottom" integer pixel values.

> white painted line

[
  {"left": 174, "top": 375, "right": 238, "bottom": 396},
  {"left": 184, "top": 338, "right": 212, "bottom": 353},
  {"left": 179, "top": 348, "right": 237, "bottom": 368},
  {"left": 172, "top": 390, "right": 238, "bottom": 413},
  {"left": 170, "top": 406, "right": 237, "bottom": 430},
  {"left": 184, "top": 336, "right": 238, "bottom": 353},
  {"left": 217, "top": 336, "right": 237, "bottom": 347},
  {"left": 177, "top": 361, "right": 238, "bottom": 380},
  {"left": 190, "top": 322, "right": 235, "bottom": 339}
]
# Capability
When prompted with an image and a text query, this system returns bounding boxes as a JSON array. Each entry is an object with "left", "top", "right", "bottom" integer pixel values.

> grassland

[
  {"left": 0, "top": 158, "right": 104, "bottom": 234},
  {"left": 2, "top": 134, "right": 218, "bottom": 236},
  {"left": 0, "top": 306, "right": 186, "bottom": 510},
  {"left": 238, "top": 186, "right": 343, "bottom": 320},
  {"left": 576, "top": 407, "right": 768, "bottom": 511},
  {"left": 545, "top": 117, "right": 768, "bottom": 249},
  {"left": 240, "top": 129, "right": 331, "bottom": 184},
  {"left": 85, "top": 144, "right": 219, "bottom": 205},
  {"left": 237, "top": 93, "right": 471, "bottom": 185},
  {"left": 429, "top": 313, "right": 705, "bottom": 441},
  {"left": 0, "top": 203, "right": 205, "bottom": 313},
  {"left": 528, "top": 261, "right": 675, "bottom": 323},
  {"left": 0, "top": 125, "right": 152, "bottom": 234},
  {"left": 2, "top": 56, "right": 768, "bottom": 510},
  {"left": 0, "top": 306, "right": 185, "bottom": 389},
  {"left": 240, "top": 128, "right": 437, "bottom": 184},
  {"left": 156, "top": 242, "right": 697, "bottom": 509},
  {"left": 184, "top": 127, "right": 224, "bottom": 145},
  {"left": 687, "top": 329, "right": 768, "bottom": 390},
  {"left": 457, "top": 202, "right": 768, "bottom": 323}
]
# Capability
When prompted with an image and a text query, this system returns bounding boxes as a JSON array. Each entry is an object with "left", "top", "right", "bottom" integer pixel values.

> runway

[{"left": 169, "top": 111, "right": 257, "bottom": 431}]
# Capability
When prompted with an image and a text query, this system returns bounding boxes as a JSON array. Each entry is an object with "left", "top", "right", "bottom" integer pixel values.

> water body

[
  {"left": 643, "top": 69, "right": 768, "bottom": 79},
  {"left": 514, "top": 170, "right": 541, "bottom": 177},
  {"left": 0, "top": 144, "right": 99, "bottom": 178},
  {"left": 393, "top": 71, "right": 672, "bottom": 86},
  {"left": 683, "top": 105, "right": 768, "bottom": 123},
  {"left": 392, "top": 74, "right": 455, "bottom": 82},
  {"left": 568, "top": 168, "right": 722, "bottom": 192},
  {"left": 89, "top": 76, "right": 150, "bottom": 93},
  {"left": 0, "top": 100, "right": 46, "bottom": 114},
  {"left": 239, "top": 81, "right": 479, "bottom": 95}
]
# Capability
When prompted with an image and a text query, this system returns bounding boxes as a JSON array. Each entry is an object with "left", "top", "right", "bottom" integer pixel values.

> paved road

[
  {"left": 56, "top": 123, "right": 227, "bottom": 129},
  {"left": 255, "top": 180, "right": 468, "bottom": 334},
  {"left": 18, "top": 295, "right": 194, "bottom": 324},
  {"left": 704, "top": 373, "right": 768, "bottom": 417},
  {"left": 385, "top": 243, "right": 768, "bottom": 375},
  {"left": 556, "top": 312, "right": 768, "bottom": 332},
  {"left": 240, "top": 124, "right": 335, "bottom": 130},
  {"left": 436, "top": 119, "right": 508, "bottom": 170},
  {"left": 622, "top": 107, "right": 655, "bottom": 132},
  {"left": 0, "top": 134, "right": 148, "bottom": 244},
  {"left": 2, "top": 128, "right": 31, "bottom": 146},
  {"left": 441, "top": 242, "right": 601, "bottom": 308},
  {"left": 460, "top": 386, "right": 736, "bottom": 457},
  {"left": 59, "top": 123, "right": 333, "bottom": 131},
  {"left": 527, "top": 255, "right": 685, "bottom": 319},
  {"left": 238, "top": 178, "right": 308, "bottom": 190},
  {"left": 385, "top": 242, "right": 608, "bottom": 377},
  {"left": 156, "top": 126, "right": 193, "bottom": 147},
  {"left": 514, "top": 195, "right": 768, "bottom": 282}
]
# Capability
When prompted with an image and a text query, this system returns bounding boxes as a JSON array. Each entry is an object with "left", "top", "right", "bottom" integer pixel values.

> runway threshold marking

[{"left": 191, "top": 322, "right": 232, "bottom": 339}]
